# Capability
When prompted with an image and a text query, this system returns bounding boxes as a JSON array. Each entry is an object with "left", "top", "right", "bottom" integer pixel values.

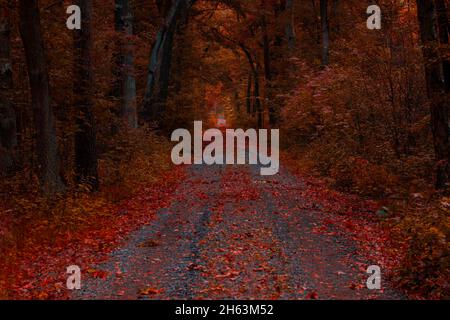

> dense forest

[{"left": 0, "top": 0, "right": 448, "bottom": 299}]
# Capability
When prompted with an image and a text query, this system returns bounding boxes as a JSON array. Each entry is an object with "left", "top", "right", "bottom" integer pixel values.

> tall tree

[
  {"left": 262, "top": 15, "right": 271, "bottom": 81},
  {"left": 416, "top": 0, "right": 449, "bottom": 188},
  {"left": 114, "top": 0, "right": 137, "bottom": 128},
  {"left": 331, "top": 0, "right": 340, "bottom": 32},
  {"left": 320, "top": 0, "right": 330, "bottom": 66},
  {"left": 74, "top": 0, "right": 99, "bottom": 190},
  {"left": 262, "top": 9, "right": 278, "bottom": 126},
  {"left": 435, "top": 0, "right": 449, "bottom": 44},
  {"left": 246, "top": 72, "right": 252, "bottom": 114},
  {"left": 19, "top": 0, "right": 64, "bottom": 194},
  {"left": 285, "top": 0, "right": 295, "bottom": 49},
  {"left": 142, "top": 0, "right": 194, "bottom": 125},
  {"left": 0, "top": 0, "right": 16, "bottom": 173},
  {"left": 240, "top": 43, "right": 263, "bottom": 128},
  {"left": 435, "top": 0, "right": 449, "bottom": 93}
]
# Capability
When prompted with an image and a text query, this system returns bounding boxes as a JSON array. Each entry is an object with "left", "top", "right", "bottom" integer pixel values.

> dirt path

[{"left": 73, "top": 163, "right": 404, "bottom": 300}]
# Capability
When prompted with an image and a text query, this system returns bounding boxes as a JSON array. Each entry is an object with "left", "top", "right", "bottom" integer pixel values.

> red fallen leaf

[
  {"left": 36, "top": 291, "right": 49, "bottom": 300},
  {"left": 86, "top": 268, "right": 108, "bottom": 279},
  {"left": 139, "top": 287, "right": 164, "bottom": 295},
  {"left": 306, "top": 292, "right": 319, "bottom": 299},
  {"left": 187, "top": 263, "right": 205, "bottom": 271},
  {"left": 197, "top": 192, "right": 209, "bottom": 200},
  {"left": 215, "top": 270, "right": 241, "bottom": 280},
  {"left": 349, "top": 283, "right": 364, "bottom": 290}
]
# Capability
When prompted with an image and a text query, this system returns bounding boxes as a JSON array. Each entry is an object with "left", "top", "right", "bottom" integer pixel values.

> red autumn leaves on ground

[{"left": 0, "top": 167, "right": 184, "bottom": 299}]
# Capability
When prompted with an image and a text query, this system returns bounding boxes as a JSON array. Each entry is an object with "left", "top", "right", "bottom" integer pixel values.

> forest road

[{"left": 73, "top": 162, "right": 404, "bottom": 300}]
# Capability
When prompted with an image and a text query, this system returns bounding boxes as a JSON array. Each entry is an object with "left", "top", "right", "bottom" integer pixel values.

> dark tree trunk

[
  {"left": 268, "top": 102, "right": 277, "bottom": 127},
  {"left": 320, "top": 0, "right": 330, "bottom": 66},
  {"left": 142, "top": 0, "right": 192, "bottom": 125},
  {"left": 253, "top": 70, "right": 263, "bottom": 128},
  {"left": 19, "top": 0, "right": 64, "bottom": 194},
  {"left": 262, "top": 16, "right": 271, "bottom": 82},
  {"left": 240, "top": 44, "right": 263, "bottom": 128},
  {"left": 246, "top": 73, "right": 252, "bottom": 114},
  {"left": 331, "top": 0, "right": 340, "bottom": 32},
  {"left": 416, "top": 0, "right": 449, "bottom": 189},
  {"left": 74, "top": 0, "right": 98, "bottom": 190},
  {"left": 435, "top": 0, "right": 449, "bottom": 93},
  {"left": 0, "top": 2, "right": 12, "bottom": 92},
  {"left": 435, "top": 0, "right": 449, "bottom": 44},
  {"left": 285, "top": 0, "right": 295, "bottom": 49},
  {"left": 0, "top": 1, "right": 16, "bottom": 174},
  {"left": 311, "top": 0, "right": 321, "bottom": 44},
  {"left": 115, "top": 0, "right": 137, "bottom": 128},
  {"left": 233, "top": 91, "right": 240, "bottom": 113},
  {"left": 262, "top": 14, "right": 277, "bottom": 126},
  {"left": 156, "top": 0, "right": 173, "bottom": 17}
]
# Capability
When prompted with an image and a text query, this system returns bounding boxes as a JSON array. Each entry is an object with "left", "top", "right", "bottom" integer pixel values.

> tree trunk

[
  {"left": 253, "top": 70, "right": 263, "bottom": 128},
  {"left": 142, "top": 0, "right": 191, "bottom": 125},
  {"left": 156, "top": 0, "right": 173, "bottom": 17},
  {"left": 115, "top": 0, "right": 137, "bottom": 129},
  {"left": 435, "top": 0, "right": 449, "bottom": 44},
  {"left": 331, "top": 0, "right": 340, "bottom": 32},
  {"left": 240, "top": 44, "right": 263, "bottom": 128},
  {"left": 311, "top": 0, "right": 321, "bottom": 44},
  {"left": 332, "top": 0, "right": 341, "bottom": 32},
  {"left": 262, "top": 16, "right": 271, "bottom": 81},
  {"left": 0, "top": 1, "right": 16, "bottom": 174},
  {"left": 285, "top": 0, "right": 295, "bottom": 49},
  {"left": 233, "top": 91, "right": 240, "bottom": 113},
  {"left": 262, "top": 14, "right": 277, "bottom": 126},
  {"left": 19, "top": 0, "right": 64, "bottom": 194},
  {"left": 0, "top": 2, "right": 12, "bottom": 93},
  {"left": 320, "top": 0, "right": 330, "bottom": 66},
  {"left": 246, "top": 73, "right": 252, "bottom": 114},
  {"left": 74, "top": 0, "right": 98, "bottom": 190},
  {"left": 416, "top": 0, "right": 449, "bottom": 189},
  {"left": 435, "top": 0, "right": 449, "bottom": 93}
]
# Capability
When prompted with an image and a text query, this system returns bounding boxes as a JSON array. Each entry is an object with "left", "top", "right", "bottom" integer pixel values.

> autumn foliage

[{"left": 0, "top": 0, "right": 449, "bottom": 299}]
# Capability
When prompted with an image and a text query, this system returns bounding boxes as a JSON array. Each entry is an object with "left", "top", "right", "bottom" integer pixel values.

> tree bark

[
  {"left": 320, "top": 0, "right": 330, "bottom": 66},
  {"left": 233, "top": 90, "right": 240, "bottom": 113},
  {"left": 19, "top": 0, "right": 64, "bottom": 194},
  {"left": 253, "top": 69, "right": 263, "bottom": 128},
  {"left": 0, "top": 1, "right": 16, "bottom": 174},
  {"left": 435, "top": 0, "right": 449, "bottom": 93},
  {"left": 262, "top": 14, "right": 278, "bottom": 126},
  {"left": 246, "top": 72, "right": 252, "bottom": 114},
  {"left": 331, "top": 0, "right": 340, "bottom": 32},
  {"left": 416, "top": 0, "right": 449, "bottom": 189},
  {"left": 74, "top": 0, "right": 99, "bottom": 190},
  {"left": 262, "top": 15, "right": 271, "bottom": 81},
  {"left": 435, "top": 0, "right": 449, "bottom": 44},
  {"left": 0, "top": 2, "right": 12, "bottom": 93},
  {"left": 156, "top": 0, "right": 173, "bottom": 17},
  {"left": 142, "top": 0, "right": 192, "bottom": 125},
  {"left": 240, "top": 44, "right": 263, "bottom": 128},
  {"left": 285, "top": 0, "right": 295, "bottom": 49},
  {"left": 115, "top": 0, "right": 137, "bottom": 129}
]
